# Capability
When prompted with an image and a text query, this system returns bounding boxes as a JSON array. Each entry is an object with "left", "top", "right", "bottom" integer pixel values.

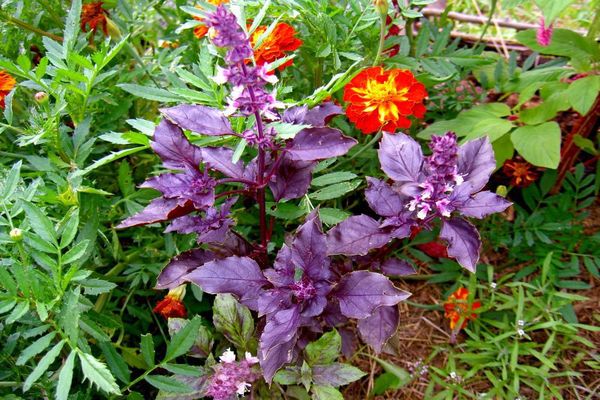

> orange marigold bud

[
  {"left": 444, "top": 288, "right": 481, "bottom": 330},
  {"left": 343, "top": 67, "right": 427, "bottom": 134},
  {"left": 153, "top": 285, "right": 187, "bottom": 319},
  {"left": 81, "top": 2, "right": 110, "bottom": 39}
]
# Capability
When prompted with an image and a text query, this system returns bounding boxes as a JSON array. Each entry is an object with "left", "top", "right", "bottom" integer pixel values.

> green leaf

[
  {"left": 374, "top": 358, "right": 412, "bottom": 388},
  {"left": 145, "top": 375, "right": 193, "bottom": 393},
  {"left": 492, "top": 134, "right": 515, "bottom": 169},
  {"left": 535, "top": 0, "right": 575, "bottom": 23},
  {"left": 309, "top": 180, "right": 361, "bottom": 201},
  {"left": 21, "top": 201, "right": 57, "bottom": 247},
  {"left": 213, "top": 294, "right": 254, "bottom": 350},
  {"left": 78, "top": 352, "right": 121, "bottom": 395},
  {"left": 464, "top": 118, "right": 514, "bottom": 142},
  {"left": 164, "top": 316, "right": 202, "bottom": 361},
  {"left": 319, "top": 208, "right": 350, "bottom": 226},
  {"left": 306, "top": 330, "right": 341, "bottom": 366},
  {"left": 16, "top": 332, "right": 57, "bottom": 365},
  {"left": 56, "top": 351, "right": 76, "bottom": 400},
  {"left": 6, "top": 301, "right": 29, "bottom": 324},
  {"left": 511, "top": 122, "right": 561, "bottom": 168},
  {"left": 311, "top": 172, "right": 358, "bottom": 187},
  {"left": 62, "top": 0, "right": 81, "bottom": 58},
  {"left": 62, "top": 240, "right": 90, "bottom": 264},
  {"left": 163, "top": 363, "right": 204, "bottom": 377},
  {"left": 59, "top": 208, "right": 79, "bottom": 248},
  {"left": 373, "top": 372, "right": 404, "bottom": 395},
  {"left": 98, "top": 341, "right": 131, "bottom": 384},
  {"left": 2, "top": 160, "right": 21, "bottom": 199},
  {"left": 80, "top": 278, "right": 117, "bottom": 295},
  {"left": 566, "top": 75, "right": 600, "bottom": 115},
  {"left": 59, "top": 288, "right": 81, "bottom": 343},
  {"left": 118, "top": 84, "right": 183, "bottom": 103},
  {"left": 312, "top": 385, "right": 344, "bottom": 400},
  {"left": 23, "top": 340, "right": 65, "bottom": 392},
  {"left": 141, "top": 334, "right": 155, "bottom": 367},
  {"left": 274, "top": 367, "right": 301, "bottom": 385}
]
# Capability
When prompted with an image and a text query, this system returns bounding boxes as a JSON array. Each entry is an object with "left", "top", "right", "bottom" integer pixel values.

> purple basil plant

[{"left": 327, "top": 131, "right": 511, "bottom": 272}]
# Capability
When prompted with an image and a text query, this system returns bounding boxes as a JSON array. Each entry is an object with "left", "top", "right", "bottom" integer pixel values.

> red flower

[
  {"left": 81, "top": 2, "right": 109, "bottom": 37},
  {"left": 250, "top": 23, "right": 303, "bottom": 70},
  {"left": 444, "top": 288, "right": 481, "bottom": 330},
  {"left": 0, "top": 70, "right": 16, "bottom": 110},
  {"left": 193, "top": 1, "right": 229, "bottom": 39},
  {"left": 502, "top": 159, "right": 539, "bottom": 188},
  {"left": 153, "top": 286, "right": 187, "bottom": 319},
  {"left": 343, "top": 67, "right": 427, "bottom": 134},
  {"left": 416, "top": 242, "right": 448, "bottom": 258}
]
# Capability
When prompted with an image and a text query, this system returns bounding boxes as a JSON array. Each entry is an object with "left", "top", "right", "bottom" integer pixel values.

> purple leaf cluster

[
  {"left": 178, "top": 211, "right": 410, "bottom": 381},
  {"left": 328, "top": 132, "right": 511, "bottom": 272}
]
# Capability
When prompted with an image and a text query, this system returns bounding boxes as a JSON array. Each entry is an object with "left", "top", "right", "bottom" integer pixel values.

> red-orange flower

[
  {"left": 81, "top": 2, "right": 109, "bottom": 37},
  {"left": 0, "top": 70, "right": 16, "bottom": 110},
  {"left": 502, "top": 159, "right": 539, "bottom": 188},
  {"left": 343, "top": 67, "right": 427, "bottom": 134},
  {"left": 444, "top": 288, "right": 481, "bottom": 330},
  {"left": 193, "top": 0, "right": 230, "bottom": 39},
  {"left": 153, "top": 286, "right": 187, "bottom": 319},
  {"left": 417, "top": 242, "right": 448, "bottom": 258},
  {"left": 250, "top": 23, "right": 302, "bottom": 70}
]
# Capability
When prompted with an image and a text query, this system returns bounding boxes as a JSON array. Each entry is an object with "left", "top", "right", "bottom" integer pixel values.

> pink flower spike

[{"left": 536, "top": 18, "right": 553, "bottom": 47}]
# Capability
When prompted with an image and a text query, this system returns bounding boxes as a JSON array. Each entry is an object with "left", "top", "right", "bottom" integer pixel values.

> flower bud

[
  {"left": 9, "top": 228, "right": 23, "bottom": 241},
  {"left": 374, "top": 0, "right": 388, "bottom": 16},
  {"left": 34, "top": 92, "right": 48, "bottom": 103},
  {"left": 496, "top": 185, "right": 508, "bottom": 197}
]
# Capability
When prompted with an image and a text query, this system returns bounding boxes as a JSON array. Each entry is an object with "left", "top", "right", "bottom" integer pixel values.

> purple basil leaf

[
  {"left": 208, "top": 230, "right": 253, "bottom": 258},
  {"left": 457, "top": 137, "right": 496, "bottom": 193},
  {"left": 201, "top": 147, "right": 245, "bottom": 179},
  {"left": 286, "top": 127, "right": 357, "bottom": 161},
  {"left": 300, "top": 282, "right": 331, "bottom": 318},
  {"left": 334, "top": 271, "right": 410, "bottom": 319},
  {"left": 140, "top": 172, "right": 215, "bottom": 209},
  {"left": 266, "top": 244, "right": 295, "bottom": 287},
  {"left": 155, "top": 249, "right": 217, "bottom": 289},
  {"left": 260, "top": 306, "right": 301, "bottom": 383},
  {"left": 326, "top": 215, "right": 392, "bottom": 256},
  {"left": 184, "top": 256, "right": 267, "bottom": 310},
  {"left": 339, "top": 328, "right": 356, "bottom": 358},
  {"left": 116, "top": 197, "right": 195, "bottom": 228},
  {"left": 357, "top": 305, "right": 399, "bottom": 353},
  {"left": 282, "top": 105, "right": 308, "bottom": 125},
  {"left": 160, "top": 104, "right": 234, "bottom": 136},
  {"left": 459, "top": 191, "right": 511, "bottom": 219},
  {"left": 312, "top": 363, "right": 366, "bottom": 387},
  {"left": 283, "top": 102, "right": 342, "bottom": 126},
  {"left": 258, "top": 289, "right": 292, "bottom": 317},
  {"left": 268, "top": 156, "right": 316, "bottom": 201},
  {"left": 151, "top": 119, "right": 203, "bottom": 170},
  {"left": 378, "top": 133, "right": 423, "bottom": 184},
  {"left": 440, "top": 217, "right": 481, "bottom": 272},
  {"left": 291, "top": 210, "right": 330, "bottom": 280},
  {"left": 380, "top": 258, "right": 415, "bottom": 276},
  {"left": 365, "top": 177, "right": 406, "bottom": 217}
]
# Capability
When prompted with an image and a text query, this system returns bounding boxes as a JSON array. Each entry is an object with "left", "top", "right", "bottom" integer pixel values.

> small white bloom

[
  {"left": 517, "top": 329, "right": 525, "bottom": 337},
  {"left": 454, "top": 174, "right": 464, "bottom": 185},
  {"left": 219, "top": 348, "right": 236, "bottom": 363},
  {"left": 417, "top": 208, "right": 428, "bottom": 220},
  {"left": 245, "top": 352, "right": 259, "bottom": 364},
  {"left": 212, "top": 67, "right": 228, "bottom": 85},
  {"left": 517, "top": 320, "right": 525, "bottom": 327},
  {"left": 236, "top": 382, "right": 250, "bottom": 395},
  {"left": 490, "top": 282, "right": 497, "bottom": 289}
]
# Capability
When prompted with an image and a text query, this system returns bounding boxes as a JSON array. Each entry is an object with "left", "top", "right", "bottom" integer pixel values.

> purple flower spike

[
  {"left": 536, "top": 18, "right": 553, "bottom": 47},
  {"left": 328, "top": 132, "right": 511, "bottom": 272},
  {"left": 204, "top": 349, "right": 260, "bottom": 400}
]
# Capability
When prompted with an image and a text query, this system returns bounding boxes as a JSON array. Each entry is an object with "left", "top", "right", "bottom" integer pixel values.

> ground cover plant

[{"left": 0, "top": 0, "right": 598, "bottom": 399}]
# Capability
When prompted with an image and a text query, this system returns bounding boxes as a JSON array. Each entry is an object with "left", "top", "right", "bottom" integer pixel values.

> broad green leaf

[
  {"left": 464, "top": 118, "right": 514, "bottom": 142},
  {"left": 511, "top": 122, "right": 561, "bottom": 168},
  {"left": 59, "top": 208, "right": 79, "bottom": 248},
  {"left": 164, "top": 316, "right": 202, "bottom": 361},
  {"left": 98, "top": 341, "right": 131, "bottom": 384},
  {"left": 213, "top": 294, "right": 254, "bottom": 350},
  {"left": 266, "top": 202, "right": 305, "bottom": 220},
  {"left": 274, "top": 367, "right": 301, "bottom": 385},
  {"left": 21, "top": 201, "right": 57, "bottom": 247},
  {"left": 535, "top": 0, "right": 575, "bottom": 23},
  {"left": 78, "top": 352, "right": 121, "bottom": 395},
  {"left": 309, "top": 180, "right": 361, "bottom": 201},
  {"left": 145, "top": 375, "right": 193, "bottom": 393},
  {"left": 2, "top": 160, "right": 21, "bottom": 199},
  {"left": 16, "top": 332, "right": 57, "bottom": 365},
  {"left": 312, "top": 172, "right": 358, "bottom": 187},
  {"left": 375, "top": 358, "right": 412, "bottom": 388},
  {"left": 566, "top": 75, "right": 600, "bottom": 115},
  {"left": 306, "top": 330, "right": 341, "bottom": 366},
  {"left": 163, "top": 363, "right": 204, "bottom": 377},
  {"left": 312, "top": 385, "right": 344, "bottom": 400},
  {"left": 80, "top": 278, "right": 117, "bottom": 295},
  {"left": 319, "top": 208, "right": 350, "bottom": 226},
  {"left": 56, "top": 351, "right": 76, "bottom": 400},
  {"left": 492, "top": 134, "right": 515, "bottom": 169},
  {"left": 23, "top": 340, "right": 65, "bottom": 391}
]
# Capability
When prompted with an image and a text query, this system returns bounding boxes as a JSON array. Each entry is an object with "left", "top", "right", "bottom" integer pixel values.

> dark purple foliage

[
  {"left": 161, "top": 104, "right": 234, "bottom": 136},
  {"left": 155, "top": 249, "right": 217, "bottom": 290},
  {"left": 357, "top": 305, "right": 399, "bottom": 353},
  {"left": 268, "top": 156, "right": 316, "bottom": 201},
  {"left": 286, "top": 127, "right": 357, "bottom": 162},
  {"left": 327, "top": 132, "right": 510, "bottom": 271},
  {"left": 282, "top": 102, "right": 343, "bottom": 126}
]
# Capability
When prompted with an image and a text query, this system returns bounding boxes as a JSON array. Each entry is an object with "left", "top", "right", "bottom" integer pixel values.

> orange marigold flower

[
  {"left": 343, "top": 67, "right": 427, "bottom": 134},
  {"left": 81, "top": 2, "right": 109, "bottom": 37},
  {"left": 0, "top": 70, "right": 16, "bottom": 110},
  {"left": 250, "top": 23, "right": 303, "bottom": 70},
  {"left": 153, "top": 285, "right": 187, "bottom": 319},
  {"left": 193, "top": 0, "right": 230, "bottom": 39},
  {"left": 502, "top": 159, "right": 539, "bottom": 188},
  {"left": 444, "top": 288, "right": 481, "bottom": 330}
]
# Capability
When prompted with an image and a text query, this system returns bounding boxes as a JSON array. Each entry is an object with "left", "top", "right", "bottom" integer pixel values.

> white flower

[
  {"left": 517, "top": 329, "right": 525, "bottom": 337},
  {"left": 236, "top": 382, "right": 250, "bottom": 395},
  {"left": 220, "top": 348, "right": 236, "bottom": 363},
  {"left": 517, "top": 320, "right": 525, "bottom": 327},
  {"left": 245, "top": 352, "right": 259, "bottom": 364},
  {"left": 490, "top": 282, "right": 497, "bottom": 289}
]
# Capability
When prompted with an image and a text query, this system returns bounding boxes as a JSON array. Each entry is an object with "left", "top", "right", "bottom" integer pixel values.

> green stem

[
  {"left": 0, "top": 12, "right": 63, "bottom": 42},
  {"left": 0, "top": 122, "right": 28, "bottom": 135},
  {"left": 406, "top": 19, "right": 415, "bottom": 57},
  {"left": 587, "top": 6, "right": 600, "bottom": 39},
  {"left": 373, "top": 13, "right": 387, "bottom": 66},
  {"left": 475, "top": 0, "right": 498, "bottom": 47},
  {"left": 334, "top": 129, "right": 383, "bottom": 170}
]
